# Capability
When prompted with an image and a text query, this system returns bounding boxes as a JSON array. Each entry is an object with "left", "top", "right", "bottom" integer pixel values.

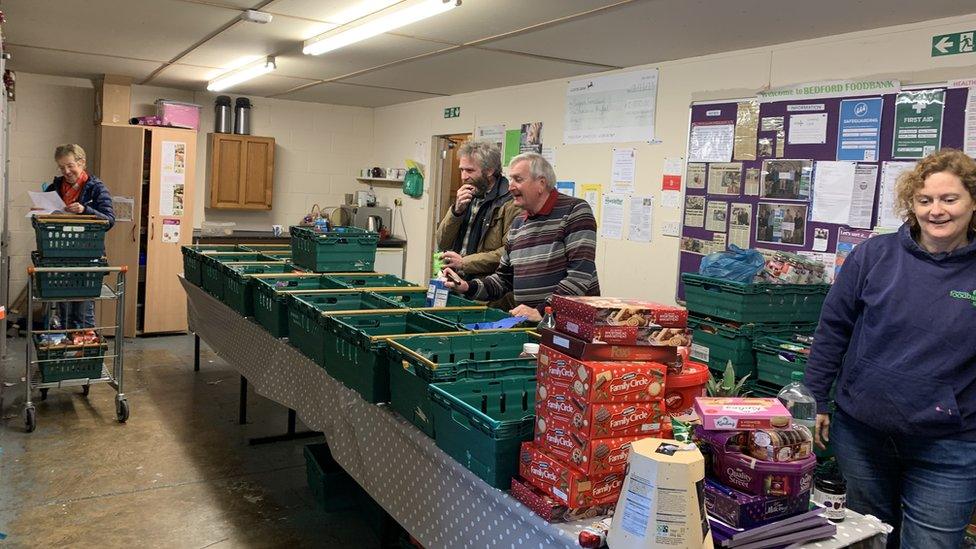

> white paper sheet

[
  {"left": 877, "top": 161, "right": 915, "bottom": 229},
  {"left": 541, "top": 146, "right": 556, "bottom": 167},
  {"left": 688, "top": 123, "right": 734, "bottom": 162},
  {"left": 628, "top": 196, "right": 653, "bottom": 242},
  {"left": 476, "top": 124, "right": 505, "bottom": 150},
  {"left": 600, "top": 193, "right": 626, "bottom": 240},
  {"left": 811, "top": 161, "right": 857, "bottom": 224},
  {"left": 564, "top": 68, "right": 658, "bottom": 144},
  {"left": 26, "top": 190, "right": 66, "bottom": 216},
  {"left": 964, "top": 88, "right": 976, "bottom": 158},
  {"left": 729, "top": 203, "right": 752, "bottom": 249},
  {"left": 849, "top": 164, "right": 879, "bottom": 228},
  {"left": 611, "top": 148, "right": 636, "bottom": 194},
  {"left": 705, "top": 200, "right": 728, "bottom": 232},
  {"left": 661, "top": 221, "right": 681, "bottom": 237},
  {"left": 788, "top": 113, "right": 828, "bottom": 144},
  {"left": 661, "top": 191, "right": 681, "bottom": 209}
]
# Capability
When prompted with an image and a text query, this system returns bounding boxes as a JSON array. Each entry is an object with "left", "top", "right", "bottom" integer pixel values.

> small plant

[{"left": 706, "top": 360, "right": 751, "bottom": 397}]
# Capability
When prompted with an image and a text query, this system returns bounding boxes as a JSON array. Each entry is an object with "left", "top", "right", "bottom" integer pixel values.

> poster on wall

[
  {"left": 810, "top": 160, "right": 856, "bottom": 224},
  {"left": 706, "top": 163, "right": 742, "bottom": 195},
  {"left": 849, "top": 163, "right": 879, "bottom": 228},
  {"left": 733, "top": 100, "right": 759, "bottom": 161},
  {"left": 729, "top": 203, "right": 752, "bottom": 249},
  {"left": 892, "top": 89, "right": 945, "bottom": 159},
  {"left": 686, "top": 163, "right": 706, "bottom": 189},
  {"left": 161, "top": 218, "right": 181, "bottom": 243},
  {"left": 744, "top": 168, "right": 761, "bottom": 195},
  {"left": 611, "top": 148, "right": 636, "bottom": 194},
  {"left": 503, "top": 129, "right": 520, "bottom": 166},
  {"left": 760, "top": 159, "right": 813, "bottom": 200},
  {"left": 160, "top": 141, "right": 186, "bottom": 217},
  {"left": 520, "top": 122, "right": 543, "bottom": 154},
  {"left": 600, "top": 194, "right": 625, "bottom": 240},
  {"left": 476, "top": 124, "right": 506, "bottom": 151},
  {"left": 835, "top": 228, "right": 874, "bottom": 276},
  {"left": 556, "top": 181, "right": 576, "bottom": 196},
  {"left": 705, "top": 201, "right": 728, "bottom": 232},
  {"left": 629, "top": 196, "right": 654, "bottom": 242},
  {"left": 684, "top": 196, "right": 705, "bottom": 228},
  {"left": 788, "top": 113, "right": 828, "bottom": 145},
  {"left": 876, "top": 161, "right": 915, "bottom": 229},
  {"left": 563, "top": 68, "right": 658, "bottom": 144},
  {"left": 688, "top": 122, "right": 734, "bottom": 162},
  {"left": 580, "top": 183, "right": 603, "bottom": 222},
  {"left": 756, "top": 202, "right": 807, "bottom": 246},
  {"left": 836, "top": 97, "right": 883, "bottom": 161}
]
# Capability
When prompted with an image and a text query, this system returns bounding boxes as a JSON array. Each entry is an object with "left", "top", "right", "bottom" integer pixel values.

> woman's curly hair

[{"left": 895, "top": 148, "right": 976, "bottom": 230}]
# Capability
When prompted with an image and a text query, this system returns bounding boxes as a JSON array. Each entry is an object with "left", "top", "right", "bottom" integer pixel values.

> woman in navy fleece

[{"left": 805, "top": 149, "right": 976, "bottom": 548}]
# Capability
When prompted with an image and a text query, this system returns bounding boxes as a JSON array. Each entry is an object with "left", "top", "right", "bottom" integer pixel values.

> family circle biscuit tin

[{"left": 551, "top": 295, "right": 689, "bottom": 347}]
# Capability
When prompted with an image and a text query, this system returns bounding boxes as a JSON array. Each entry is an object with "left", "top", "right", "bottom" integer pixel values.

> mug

[
  {"left": 272, "top": 224, "right": 283, "bottom": 237},
  {"left": 387, "top": 167, "right": 398, "bottom": 179}
]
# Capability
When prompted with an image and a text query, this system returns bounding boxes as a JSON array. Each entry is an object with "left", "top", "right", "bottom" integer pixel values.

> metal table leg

[
  {"left": 193, "top": 334, "right": 200, "bottom": 372},
  {"left": 249, "top": 407, "right": 321, "bottom": 445},
  {"left": 239, "top": 375, "right": 248, "bottom": 425}
]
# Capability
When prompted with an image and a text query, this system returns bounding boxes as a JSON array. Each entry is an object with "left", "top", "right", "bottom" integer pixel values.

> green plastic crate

[
  {"left": 222, "top": 262, "right": 303, "bottom": 316},
  {"left": 429, "top": 376, "right": 536, "bottom": 488},
  {"left": 258, "top": 251, "right": 293, "bottom": 261},
  {"left": 34, "top": 333, "right": 108, "bottom": 383},
  {"left": 371, "top": 289, "right": 481, "bottom": 309},
  {"left": 754, "top": 336, "right": 811, "bottom": 388},
  {"left": 181, "top": 244, "right": 244, "bottom": 286},
  {"left": 386, "top": 331, "right": 536, "bottom": 437},
  {"left": 304, "top": 443, "right": 364, "bottom": 512},
  {"left": 237, "top": 243, "right": 291, "bottom": 253},
  {"left": 322, "top": 273, "right": 416, "bottom": 290},
  {"left": 327, "top": 311, "right": 463, "bottom": 403},
  {"left": 286, "top": 291, "right": 406, "bottom": 364},
  {"left": 420, "top": 308, "right": 514, "bottom": 330},
  {"left": 290, "top": 225, "right": 379, "bottom": 273},
  {"left": 31, "top": 252, "right": 108, "bottom": 298},
  {"left": 688, "top": 315, "right": 816, "bottom": 378},
  {"left": 201, "top": 252, "right": 266, "bottom": 299},
  {"left": 682, "top": 273, "right": 829, "bottom": 324},
  {"left": 32, "top": 215, "right": 109, "bottom": 259},
  {"left": 251, "top": 274, "right": 350, "bottom": 337}
]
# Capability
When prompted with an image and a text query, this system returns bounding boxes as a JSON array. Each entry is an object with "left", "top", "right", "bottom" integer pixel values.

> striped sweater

[{"left": 466, "top": 190, "right": 600, "bottom": 311}]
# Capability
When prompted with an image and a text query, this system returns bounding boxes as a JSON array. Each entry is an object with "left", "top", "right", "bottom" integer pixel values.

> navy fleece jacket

[
  {"left": 45, "top": 174, "right": 115, "bottom": 229},
  {"left": 805, "top": 223, "right": 976, "bottom": 440}
]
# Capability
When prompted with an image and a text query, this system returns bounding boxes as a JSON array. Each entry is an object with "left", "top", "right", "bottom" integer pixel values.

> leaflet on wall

[
  {"left": 729, "top": 203, "right": 752, "bottom": 249},
  {"left": 733, "top": 100, "right": 759, "bottom": 161},
  {"left": 812, "top": 227, "right": 830, "bottom": 252},
  {"left": 160, "top": 141, "right": 186, "bottom": 216},
  {"left": 877, "top": 161, "right": 914, "bottom": 229},
  {"left": 810, "top": 161, "right": 856, "bottom": 224},
  {"left": 688, "top": 122, "right": 735, "bottom": 162},
  {"left": 162, "top": 218, "right": 181, "bottom": 243},
  {"left": 520, "top": 122, "right": 543, "bottom": 154},
  {"left": 563, "top": 68, "right": 658, "bottom": 144},
  {"left": 112, "top": 196, "right": 134, "bottom": 222},
  {"left": 712, "top": 232, "right": 727, "bottom": 254},
  {"left": 476, "top": 124, "right": 505, "bottom": 151},
  {"left": 628, "top": 196, "right": 654, "bottom": 242},
  {"left": 849, "top": 164, "right": 879, "bottom": 228},
  {"left": 580, "top": 183, "right": 603, "bottom": 222},
  {"left": 600, "top": 194, "right": 625, "bottom": 240},
  {"left": 756, "top": 202, "right": 807, "bottom": 246},
  {"left": 744, "top": 168, "right": 761, "bottom": 196},
  {"left": 760, "top": 117, "right": 784, "bottom": 132},
  {"left": 661, "top": 156, "right": 682, "bottom": 208},
  {"left": 760, "top": 159, "right": 813, "bottom": 200},
  {"left": 684, "top": 195, "right": 705, "bottom": 228},
  {"left": 836, "top": 98, "right": 883, "bottom": 161},
  {"left": 611, "top": 148, "right": 636, "bottom": 194},
  {"left": 788, "top": 113, "right": 828, "bottom": 145},
  {"left": 556, "top": 181, "right": 576, "bottom": 196},
  {"left": 706, "top": 163, "right": 743, "bottom": 195},
  {"left": 542, "top": 146, "right": 556, "bottom": 166},
  {"left": 964, "top": 86, "right": 976, "bottom": 158},
  {"left": 835, "top": 228, "right": 874, "bottom": 276},
  {"left": 686, "top": 163, "right": 706, "bottom": 189},
  {"left": 705, "top": 200, "right": 728, "bottom": 232},
  {"left": 892, "top": 89, "right": 944, "bottom": 159}
]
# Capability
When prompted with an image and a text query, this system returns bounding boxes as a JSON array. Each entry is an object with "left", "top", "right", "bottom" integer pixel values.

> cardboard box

[
  {"left": 536, "top": 397, "right": 666, "bottom": 440},
  {"left": 552, "top": 295, "right": 689, "bottom": 346},
  {"left": 539, "top": 328, "right": 679, "bottom": 362},
  {"left": 537, "top": 345, "right": 667, "bottom": 403},
  {"left": 519, "top": 442, "right": 624, "bottom": 509},
  {"left": 510, "top": 476, "right": 614, "bottom": 523},
  {"left": 94, "top": 75, "right": 132, "bottom": 125},
  {"left": 534, "top": 426, "right": 646, "bottom": 475},
  {"left": 694, "top": 397, "right": 793, "bottom": 431},
  {"left": 607, "top": 437, "right": 712, "bottom": 549}
]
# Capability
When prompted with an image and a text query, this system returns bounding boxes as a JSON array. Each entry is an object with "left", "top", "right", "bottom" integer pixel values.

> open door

[{"left": 428, "top": 133, "right": 470, "bottom": 260}]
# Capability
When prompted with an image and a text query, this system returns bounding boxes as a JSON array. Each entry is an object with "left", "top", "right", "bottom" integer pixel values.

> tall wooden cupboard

[{"left": 93, "top": 124, "right": 197, "bottom": 336}]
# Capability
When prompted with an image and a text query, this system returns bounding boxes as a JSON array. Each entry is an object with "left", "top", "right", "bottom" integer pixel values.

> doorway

[{"left": 427, "top": 133, "right": 471, "bottom": 259}]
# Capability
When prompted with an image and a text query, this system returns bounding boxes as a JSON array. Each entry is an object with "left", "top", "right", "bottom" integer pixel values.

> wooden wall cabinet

[
  {"left": 207, "top": 133, "right": 275, "bottom": 210},
  {"left": 95, "top": 125, "right": 197, "bottom": 336}
]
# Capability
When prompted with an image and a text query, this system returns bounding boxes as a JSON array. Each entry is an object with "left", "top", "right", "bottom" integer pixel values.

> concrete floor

[{"left": 0, "top": 334, "right": 384, "bottom": 548}]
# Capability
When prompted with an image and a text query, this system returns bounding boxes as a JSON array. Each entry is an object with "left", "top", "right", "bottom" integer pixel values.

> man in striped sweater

[{"left": 445, "top": 152, "right": 600, "bottom": 322}]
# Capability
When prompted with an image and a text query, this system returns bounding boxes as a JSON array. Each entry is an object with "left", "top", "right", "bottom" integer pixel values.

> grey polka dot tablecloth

[{"left": 182, "top": 280, "right": 888, "bottom": 549}]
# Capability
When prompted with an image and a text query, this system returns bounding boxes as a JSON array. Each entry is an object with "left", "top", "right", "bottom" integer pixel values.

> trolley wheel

[
  {"left": 82, "top": 384, "right": 91, "bottom": 396},
  {"left": 24, "top": 406, "right": 36, "bottom": 433},
  {"left": 116, "top": 399, "right": 130, "bottom": 423},
  {"left": 40, "top": 388, "right": 49, "bottom": 401}
]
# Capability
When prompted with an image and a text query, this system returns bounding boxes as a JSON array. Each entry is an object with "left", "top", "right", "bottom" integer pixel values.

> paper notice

[
  {"left": 686, "top": 163, "right": 706, "bottom": 189},
  {"left": 812, "top": 227, "right": 830, "bottom": 252},
  {"left": 557, "top": 181, "right": 576, "bottom": 196},
  {"left": 733, "top": 100, "right": 759, "bottom": 161},
  {"left": 476, "top": 124, "right": 506, "bottom": 150},
  {"left": 761, "top": 117, "right": 784, "bottom": 131},
  {"left": 835, "top": 228, "right": 874, "bottom": 277},
  {"left": 542, "top": 146, "right": 556, "bottom": 167},
  {"left": 811, "top": 161, "right": 857, "bottom": 224},
  {"left": 684, "top": 195, "right": 705, "bottom": 228},
  {"left": 849, "top": 164, "right": 879, "bottom": 228},
  {"left": 788, "top": 113, "right": 828, "bottom": 145},
  {"left": 705, "top": 200, "right": 728, "bottom": 232},
  {"left": 745, "top": 168, "right": 761, "bottom": 196},
  {"left": 629, "top": 196, "right": 654, "bottom": 242},
  {"left": 729, "top": 202, "right": 752, "bottom": 249},
  {"left": 601, "top": 193, "right": 626, "bottom": 240},
  {"left": 688, "top": 122, "right": 734, "bottom": 163},
  {"left": 965, "top": 87, "right": 976, "bottom": 158},
  {"left": 162, "top": 218, "right": 181, "bottom": 243},
  {"left": 707, "top": 163, "right": 742, "bottom": 196},
  {"left": 712, "top": 232, "right": 727, "bottom": 254},
  {"left": 661, "top": 191, "right": 681, "bottom": 209},
  {"left": 113, "top": 196, "right": 135, "bottom": 222},
  {"left": 612, "top": 148, "right": 637, "bottom": 194},
  {"left": 580, "top": 183, "right": 603, "bottom": 221},
  {"left": 877, "top": 161, "right": 914, "bottom": 229}
]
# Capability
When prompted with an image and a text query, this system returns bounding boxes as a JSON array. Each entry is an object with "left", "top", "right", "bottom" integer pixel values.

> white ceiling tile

[
  {"left": 342, "top": 48, "right": 610, "bottom": 95},
  {"left": 177, "top": 15, "right": 322, "bottom": 73},
  {"left": 6, "top": 45, "right": 162, "bottom": 81},
  {"left": 276, "top": 34, "right": 449, "bottom": 82},
  {"left": 280, "top": 82, "right": 442, "bottom": 107}
]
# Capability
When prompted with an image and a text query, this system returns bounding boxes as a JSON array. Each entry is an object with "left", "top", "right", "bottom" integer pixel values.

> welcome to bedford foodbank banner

[{"left": 757, "top": 79, "right": 901, "bottom": 103}]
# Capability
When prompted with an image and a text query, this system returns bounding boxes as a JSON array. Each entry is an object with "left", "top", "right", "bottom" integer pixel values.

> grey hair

[
  {"left": 54, "top": 143, "right": 87, "bottom": 162},
  {"left": 509, "top": 152, "right": 556, "bottom": 190},
  {"left": 458, "top": 140, "right": 501, "bottom": 176}
]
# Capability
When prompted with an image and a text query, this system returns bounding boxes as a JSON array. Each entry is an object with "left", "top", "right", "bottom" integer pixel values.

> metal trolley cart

[{"left": 22, "top": 265, "right": 128, "bottom": 432}]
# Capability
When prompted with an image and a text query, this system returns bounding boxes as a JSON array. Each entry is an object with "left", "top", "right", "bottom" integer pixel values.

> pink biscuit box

[
  {"left": 694, "top": 397, "right": 792, "bottom": 431},
  {"left": 155, "top": 100, "right": 202, "bottom": 130},
  {"left": 698, "top": 428, "right": 816, "bottom": 498}
]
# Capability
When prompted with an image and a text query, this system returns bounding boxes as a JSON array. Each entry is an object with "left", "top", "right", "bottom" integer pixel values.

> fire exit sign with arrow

[{"left": 932, "top": 31, "right": 976, "bottom": 56}]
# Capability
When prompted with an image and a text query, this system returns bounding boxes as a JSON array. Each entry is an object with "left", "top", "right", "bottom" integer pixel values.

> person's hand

[
  {"left": 510, "top": 304, "right": 542, "bottom": 323},
  {"left": 442, "top": 267, "right": 469, "bottom": 294},
  {"left": 454, "top": 184, "right": 477, "bottom": 213},
  {"left": 440, "top": 251, "right": 465, "bottom": 271},
  {"left": 814, "top": 413, "right": 830, "bottom": 451},
  {"left": 64, "top": 202, "right": 85, "bottom": 214}
]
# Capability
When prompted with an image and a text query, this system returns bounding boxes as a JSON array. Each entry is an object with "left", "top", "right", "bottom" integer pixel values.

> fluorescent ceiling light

[
  {"left": 207, "top": 56, "right": 276, "bottom": 91},
  {"left": 303, "top": 0, "right": 460, "bottom": 56}
]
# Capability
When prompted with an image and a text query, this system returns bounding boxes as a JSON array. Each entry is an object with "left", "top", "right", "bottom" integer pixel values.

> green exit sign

[
  {"left": 443, "top": 106, "right": 460, "bottom": 118},
  {"left": 932, "top": 31, "right": 976, "bottom": 56}
]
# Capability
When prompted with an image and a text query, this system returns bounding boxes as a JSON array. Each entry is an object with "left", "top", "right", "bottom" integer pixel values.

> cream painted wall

[{"left": 373, "top": 13, "right": 976, "bottom": 299}]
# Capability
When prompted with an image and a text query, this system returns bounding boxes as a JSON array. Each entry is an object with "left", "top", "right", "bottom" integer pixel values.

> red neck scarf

[{"left": 60, "top": 171, "right": 89, "bottom": 205}]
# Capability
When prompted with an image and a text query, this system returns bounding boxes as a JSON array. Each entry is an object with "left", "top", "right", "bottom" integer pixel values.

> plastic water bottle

[
  {"left": 777, "top": 371, "right": 817, "bottom": 432},
  {"left": 538, "top": 306, "right": 555, "bottom": 331}
]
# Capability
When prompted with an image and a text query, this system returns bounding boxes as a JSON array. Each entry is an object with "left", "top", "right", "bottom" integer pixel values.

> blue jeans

[
  {"left": 832, "top": 408, "right": 976, "bottom": 549},
  {"left": 57, "top": 301, "right": 96, "bottom": 329}
]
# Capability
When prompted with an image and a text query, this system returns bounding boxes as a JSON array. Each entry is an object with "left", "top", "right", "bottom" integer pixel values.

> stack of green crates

[
  {"left": 237, "top": 243, "right": 290, "bottom": 253},
  {"left": 371, "top": 288, "right": 479, "bottom": 309},
  {"left": 428, "top": 377, "right": 536, "bottom": 488},
  {"left": 753, "top": 336, "right": 811, "bottom": 388},
  {"left": 31, "top": 215, "right": 111, "bottom": 298},
  {"left": 420, "top": 308, "right": 515, "bottom": 330},
  {"left": 683, "top": 273, "right": 828, "bottom": 382},
  {"left": 386, "top": 331, "right": 536, "bottom": 437},
  {"left": 326, "top": 311, "right": 463, "bottom": 403},
  {"left": 290, "top": 225, "right": 379, "bottom": 272},
  {"left": 221, "top": 262, "right": 304, "bottom": 316},
  {"left": 200, "top": 252, "right": 268, "bottom": 299},
  {"left": 181, "top": 244, "right": 242, "bottom": 286}
]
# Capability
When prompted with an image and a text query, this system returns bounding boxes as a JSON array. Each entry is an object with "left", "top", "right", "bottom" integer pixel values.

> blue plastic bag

[{"left": 698, "top": 245, "right": 765, "bottom": 283}]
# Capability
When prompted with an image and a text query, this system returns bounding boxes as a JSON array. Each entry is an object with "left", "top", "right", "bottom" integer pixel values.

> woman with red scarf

[{"left": 45, "top": 144, "right": 115, "bottom": 328}]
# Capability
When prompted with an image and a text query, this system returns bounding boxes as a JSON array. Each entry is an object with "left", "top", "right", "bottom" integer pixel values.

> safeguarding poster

[
  {"left": 836, "top": 97, "right": 883, "bottom": 161},
  {"left": 892, "top": 89, "right": 945, "bottom": 159}
]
